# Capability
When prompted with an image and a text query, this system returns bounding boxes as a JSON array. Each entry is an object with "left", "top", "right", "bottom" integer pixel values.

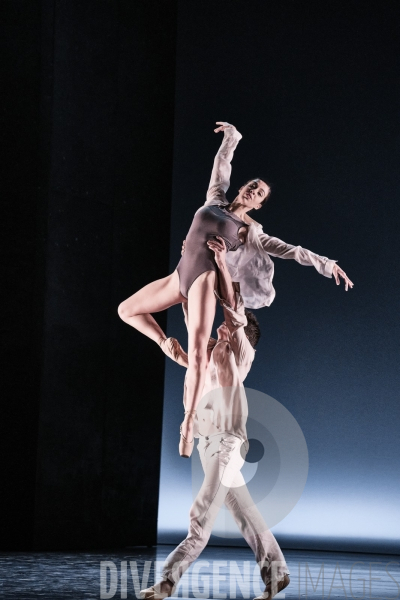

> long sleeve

[
  {"left": 205, "top": 127, "right": 243, "bottom": 207},
  {"left": 214, "top": 287, "right": 255, "bottom": 381},
  {"left": 258, "top": 232, "right": 338, "bottom": 278}
]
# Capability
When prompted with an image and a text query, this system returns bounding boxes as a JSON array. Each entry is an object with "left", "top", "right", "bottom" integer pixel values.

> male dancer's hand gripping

[{"left": 206, "top": 236, "right": 236, "bottom": 309}]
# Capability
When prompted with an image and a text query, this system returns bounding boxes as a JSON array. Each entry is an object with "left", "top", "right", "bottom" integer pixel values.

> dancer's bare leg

[
  {"left": 181, "top": 270, "right": 217, "bottom": 441},
  {"left": 117, "top": 270, "right": 185, "bottom": 343}
]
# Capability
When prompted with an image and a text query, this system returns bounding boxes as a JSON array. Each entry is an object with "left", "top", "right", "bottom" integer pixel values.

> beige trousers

[{"left": 161, "top": 432, "right": 290, "bottom": 587}]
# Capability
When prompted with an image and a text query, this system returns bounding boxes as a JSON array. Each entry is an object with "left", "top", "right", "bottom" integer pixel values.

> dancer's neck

[{"left": 227, "top": 198, "right": 251, "bottom": 221}]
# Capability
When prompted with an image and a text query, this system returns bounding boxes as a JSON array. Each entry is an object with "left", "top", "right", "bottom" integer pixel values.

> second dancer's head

[{"left": 216, "top": 310, "right": 261, "bottom": 349}]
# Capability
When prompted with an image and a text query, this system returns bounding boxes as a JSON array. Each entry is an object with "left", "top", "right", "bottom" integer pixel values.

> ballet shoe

[
  {"left": 139, "top": 585, "right": 169, "bottom": 600},
  {"left": 139, "top": 579, "right": 176, "bottom": 599},
  {"left": 253, "top": 574, "right": 290, "bottom": 600},
  {"left": 159, "top": 337, "right": 188, "bottom": 368},
  {"left": 179, "top": 410, "right": 196, "bottom": 458}
]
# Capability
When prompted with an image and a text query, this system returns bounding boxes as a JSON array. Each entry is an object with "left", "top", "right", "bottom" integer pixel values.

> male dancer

[{"left": 140, "top": 235, "right": 290, "bottom": 600}]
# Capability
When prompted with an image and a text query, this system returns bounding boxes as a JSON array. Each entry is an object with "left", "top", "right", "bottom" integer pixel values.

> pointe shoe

[
  {"left": 179, "top": 410, "right": 196, "bottom": 458},
  {"left": 253, "top": 574, "right": 290, "bottom": 600},
  {"left": 159, "top": 337, "right": 189, "bottom": 368},
  {"left": 139, "top": 579, "right": 176, "bottom": 600},
  {"left": 139, "top": 586, "right": 169, "bottom": 600}
]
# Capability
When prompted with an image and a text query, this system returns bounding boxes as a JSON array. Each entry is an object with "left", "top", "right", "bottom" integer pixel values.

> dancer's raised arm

[
  {"left": 207, "top": 236, "right": 255, "bottom": 378},
  {"left": 205, "top": 122, "right": 242, "bottom": 207},
  {"left": 207, "top": 235, "right": 236, "bottom": 309}
]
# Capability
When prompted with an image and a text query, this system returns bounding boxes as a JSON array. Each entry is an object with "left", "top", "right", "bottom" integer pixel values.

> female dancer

[{"left": 118, "top": 122, "right": 354, "bottom": 457}]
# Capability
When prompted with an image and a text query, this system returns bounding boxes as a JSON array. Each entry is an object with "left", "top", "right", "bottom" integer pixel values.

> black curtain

[{"left": 0, "top": 0, "right": 177, "bottom": 550}]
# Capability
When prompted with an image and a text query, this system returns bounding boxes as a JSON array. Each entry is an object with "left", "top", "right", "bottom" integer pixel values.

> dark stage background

[
  {"left": 1, "top": 0, "right": 399, "bottom": 553},
  {"left": 1, "top": 0, "right": 177, "bottom": 550},
  {"left": 159, "top": 0, "right": 400, "bottom": 554}
]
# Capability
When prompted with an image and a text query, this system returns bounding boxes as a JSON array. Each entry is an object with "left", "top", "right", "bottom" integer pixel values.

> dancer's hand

[
  {"left": 332, "top": 264, "right": 354, "bottom": 291},
  {"left": 214, "top": 121, "right": 239, "bottom": 134},
  {"left": 181, "top": 239, "right": 186, "bottom": 255},
  {"left": 207, "top": 235, "right": 227, "bottom": 267}
]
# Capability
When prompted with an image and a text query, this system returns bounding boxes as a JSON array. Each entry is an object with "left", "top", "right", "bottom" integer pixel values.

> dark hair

[
  {"left": 243, "top": 178, "right": 272, "bottom": 206},
  {"left": 244, "top": 309, "right": 261, "bottom": 348}
]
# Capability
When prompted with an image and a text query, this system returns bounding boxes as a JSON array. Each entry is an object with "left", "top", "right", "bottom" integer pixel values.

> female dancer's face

[{"left": 238, "top": 179, "right": 270, "bottom": 210}]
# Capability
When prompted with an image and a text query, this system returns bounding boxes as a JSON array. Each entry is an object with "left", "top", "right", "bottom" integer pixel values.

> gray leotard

[{"left": 176, "top": 203, "right": 248, "bottom": 298}]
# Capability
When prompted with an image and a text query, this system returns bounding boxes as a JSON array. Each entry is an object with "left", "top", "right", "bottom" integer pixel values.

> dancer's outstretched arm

[
  {"left": 259, "top": 232, "right": 337, "bottom": 276},
  {"left": 205, "top": 121, "right": 242, "bottom": 207},
  {"left": 217, "top": 286, "right": 255, "bottom": 380},
  {"left": 258, "top": 232, "right": 354, "bottom": 290}
]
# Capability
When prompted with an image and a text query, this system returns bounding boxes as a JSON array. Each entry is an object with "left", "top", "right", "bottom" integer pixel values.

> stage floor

[{"left": 0, "top": 545, "right": 399, "bottom": 599}]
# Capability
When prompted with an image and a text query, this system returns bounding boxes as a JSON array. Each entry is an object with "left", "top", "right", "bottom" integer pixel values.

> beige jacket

[{"left": 202, "top": 126, "right": 338, "bottom": 309}]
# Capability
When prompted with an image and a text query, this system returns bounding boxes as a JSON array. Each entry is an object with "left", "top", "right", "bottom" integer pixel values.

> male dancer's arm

[
  {"left": 208, "top": 237, "right": 255, "bottom": 380},
  {"left": 209, "top": 235, "right": 237, "bottom": 310}
]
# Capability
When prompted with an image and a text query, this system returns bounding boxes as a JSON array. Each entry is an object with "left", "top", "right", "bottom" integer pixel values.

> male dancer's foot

[
  {"left": 140, "top": 577, "right": 175, "bottom": 599},
  {"left": 254, "top": 574, "right": 290, "bottom": 600},
  {"left": 159, "top": 337, "right": 188, "bottom": 368}
]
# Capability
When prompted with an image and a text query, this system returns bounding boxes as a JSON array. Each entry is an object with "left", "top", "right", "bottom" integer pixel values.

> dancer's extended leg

[
  {"left": 224, "top": 481, "right": 290, "bottom": 587},
  {"left": 160, "top": 434, "right": 244, "bottom": 586},
  {"left": 118, "top": 270, "right": 185, "bottom": 343},
  {"left": 118, "top": 270, "right": 190, "bottom": 367},
  {"left": 181, "top": 270, "right": 217, "bottom": 444}
]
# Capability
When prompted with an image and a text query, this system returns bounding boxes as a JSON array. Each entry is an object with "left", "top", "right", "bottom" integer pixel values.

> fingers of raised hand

[
  {"left": 210, "top": 242, "right": 224, "bottom": 252},
  {"left": 214, "top": 121, "right": 234, "bottom": 133},
  {"left": 215, "top": 235, "right": 226, "bottom": 249},
  {"left": 207, "top": 241, "right": 222, "bottom": 254}
]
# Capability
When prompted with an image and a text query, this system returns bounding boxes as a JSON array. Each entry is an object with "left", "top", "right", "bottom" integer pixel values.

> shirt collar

[
  {"left": 243, "top": 213, "right": 263, "bottom": 229},
  {"left": 220, "top": 202, "right": 263, "bottom": 230}
]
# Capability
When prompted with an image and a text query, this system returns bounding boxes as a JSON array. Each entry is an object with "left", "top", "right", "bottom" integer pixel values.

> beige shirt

[
  {"left": 182, "top": 285, "right": 255, "bottom": 443},
  {"left": 203, "top": 126, "right": 338, "bottom": 309}
]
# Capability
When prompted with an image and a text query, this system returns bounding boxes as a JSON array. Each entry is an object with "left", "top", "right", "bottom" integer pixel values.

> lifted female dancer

[{"left": 118, "top": 122, "right": 353, "bottom": 457}]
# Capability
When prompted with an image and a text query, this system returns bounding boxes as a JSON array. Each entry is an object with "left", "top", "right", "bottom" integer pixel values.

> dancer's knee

[{"left": 117, "top": 301, "right": 134, "bottom": 321}]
